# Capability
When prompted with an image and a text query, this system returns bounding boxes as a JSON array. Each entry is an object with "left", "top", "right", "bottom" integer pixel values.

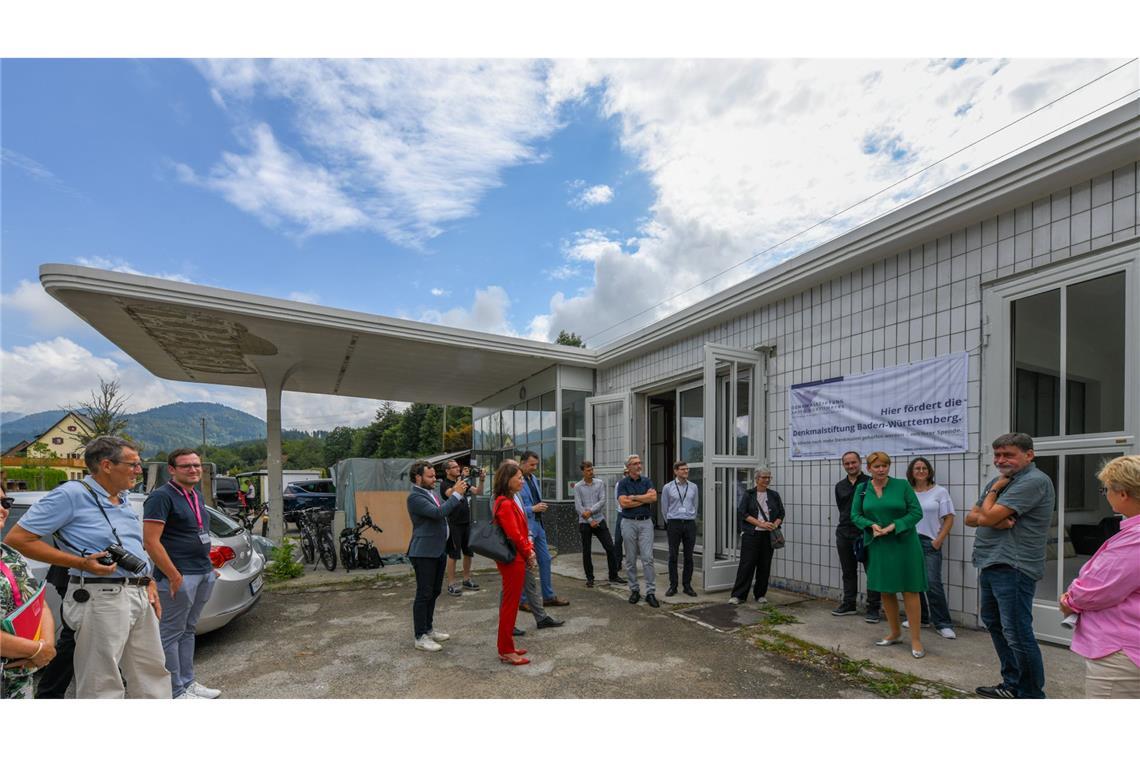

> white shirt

[{"left": 915, "top": 484, "right": 954, "bottom": 539}]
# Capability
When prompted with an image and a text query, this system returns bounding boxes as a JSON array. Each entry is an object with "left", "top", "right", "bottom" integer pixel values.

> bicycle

[
  {"left": 301, "top": 507, "right": 337, "bottom": 571},
  {"left": 339, "top": 509, "right": 384, "bottom": 572},
  {"left": 295, "top": 508, "right": 317, "bottom": 565},
  {"left": 226, "top": 500, "right": 269, "bottom": 537}
]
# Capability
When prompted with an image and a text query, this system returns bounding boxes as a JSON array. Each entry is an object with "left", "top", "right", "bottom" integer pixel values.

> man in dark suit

[{"left": 407, "top": 460, "right": 469, "bottom": 652}]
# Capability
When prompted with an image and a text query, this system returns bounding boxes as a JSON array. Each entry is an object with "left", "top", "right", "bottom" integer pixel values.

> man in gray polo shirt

[
  {"left": 572, "top": 460, "right": 623, "bottom": 588},
  {"left": 660, "top": 460, "right": 699, "bottom": 598},
  {"left": 966, "top": 432, "right": 1056, "bottom": 699}
]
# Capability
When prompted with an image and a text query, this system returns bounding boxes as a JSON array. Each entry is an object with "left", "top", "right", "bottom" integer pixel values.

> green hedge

[{"left": 3, "top": 466, "right": 70, "bottom": 491}]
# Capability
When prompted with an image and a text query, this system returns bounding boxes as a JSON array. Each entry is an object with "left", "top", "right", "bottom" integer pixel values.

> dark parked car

[
  {"left": 283, "top": 479, "right": 337, "bottom": 523},
  {"left": 214, "top": 475, "right": 243, "bottom": 511}
]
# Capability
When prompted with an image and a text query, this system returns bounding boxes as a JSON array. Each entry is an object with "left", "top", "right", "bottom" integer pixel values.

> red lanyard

[{"left": 171, "top": 483, "right": 203, "bottom": 530}]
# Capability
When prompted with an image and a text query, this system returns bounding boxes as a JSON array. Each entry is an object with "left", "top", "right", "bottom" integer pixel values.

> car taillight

[{"left": 209, "top": 545, "right": 236, "bottom": 568}]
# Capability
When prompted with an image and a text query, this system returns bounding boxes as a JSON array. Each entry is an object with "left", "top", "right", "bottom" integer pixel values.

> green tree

[
  {"left": 323, "top": 426, "right": 356, "bottom": 467},
  {"left": 25, "top": 442, "right": 58, "bottom": 490},
  {"left": 71, "top": 377, "right": 132, "bottom": 443},
  {"left": 556, "top": 330, "right": 585, "bottom": 347}
]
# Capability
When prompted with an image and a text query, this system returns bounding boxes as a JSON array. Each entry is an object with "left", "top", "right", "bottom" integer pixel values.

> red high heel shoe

[
  {"left": 514, "top": 649, "right": 527, "bottom": 655},
  {"left": 500, "top": 654, "right": 530, "bottom": 665}
]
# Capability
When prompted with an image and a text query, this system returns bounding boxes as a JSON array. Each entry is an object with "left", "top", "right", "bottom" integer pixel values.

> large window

[
  {"left": 984, "top": 245, "right": 1137, "bottom": 643},
  {"left": 1011, "top": 272, "right": 1126, "bottom": 438},
  {"left": 561, "top": 390, "right": 588, "bottom": 494}
]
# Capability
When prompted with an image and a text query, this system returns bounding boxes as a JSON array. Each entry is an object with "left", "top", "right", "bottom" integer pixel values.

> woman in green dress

[{"left": 851, "top": 451, "right": 928, "bottom": 658}]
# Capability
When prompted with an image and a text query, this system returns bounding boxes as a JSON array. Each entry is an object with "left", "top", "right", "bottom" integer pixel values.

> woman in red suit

[{"left": 493, "top": 461, "right": 538, "bottom": 665}]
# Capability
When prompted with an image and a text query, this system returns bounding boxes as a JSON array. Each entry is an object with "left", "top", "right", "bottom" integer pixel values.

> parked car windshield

[
  {"left": 299, "top": 481, "right": 335, "bottom": 493},
  {"left": 206, "top": 506, "right": 243, "bottom": 538}
]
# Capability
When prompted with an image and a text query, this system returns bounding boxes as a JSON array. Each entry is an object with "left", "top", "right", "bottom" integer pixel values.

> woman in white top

[{"left": 906, "top": 457, "right": 956, "bottom": 639}]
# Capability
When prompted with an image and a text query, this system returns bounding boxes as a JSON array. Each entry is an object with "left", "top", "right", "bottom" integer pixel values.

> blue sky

[{"left": 2, "top": 57, "right": 1137, "bottom": 428}]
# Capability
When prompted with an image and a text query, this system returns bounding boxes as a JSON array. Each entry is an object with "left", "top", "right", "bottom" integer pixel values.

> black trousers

[
  {"left": 410, "top": 553, "right": 447, "bottom": 638},
  {"left": 835, "top": 529, "right": 881, "bottom": 610},
  {"left": 34, "top": 620, "right": 76, "bottom": 699},
  {"left": 666, "top": 519, "right": 697, "bottom": 589},
  {"left": 731, "top": 531, "right": 775, "bottom": 600},
  {"left": 579, "top": 522, "right": 621, "bottom": 582}
]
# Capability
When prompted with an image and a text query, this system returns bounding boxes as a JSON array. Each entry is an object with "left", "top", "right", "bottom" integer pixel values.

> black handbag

[
  {"left": 770, "top": 527, "right": 786, "bottom": 550},
  {"left": 468, "top": 519, "right": 516, "bottom": 564}
]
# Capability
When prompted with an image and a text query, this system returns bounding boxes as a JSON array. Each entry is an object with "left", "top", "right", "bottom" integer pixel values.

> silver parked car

[{"left": 1, "top": 490, "right": 264, "bottom": 634}]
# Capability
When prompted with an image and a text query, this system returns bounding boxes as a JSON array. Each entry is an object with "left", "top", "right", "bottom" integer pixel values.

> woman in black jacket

[{"left": 729, "top": 468, "right": 785, "bottom": 605}]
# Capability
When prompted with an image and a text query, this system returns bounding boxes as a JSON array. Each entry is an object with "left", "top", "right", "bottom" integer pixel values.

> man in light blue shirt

[
  {"left": 660, "top": 460, "right": 699, "bottom": 597},
  {"left": 8, "top": 436, "right": 171, "bottom": 698}
]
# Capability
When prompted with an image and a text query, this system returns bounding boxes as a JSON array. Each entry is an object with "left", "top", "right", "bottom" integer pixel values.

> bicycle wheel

[
  {"left": 300, "top": 530, "right": 316, "bottom": 564},
  {"left": 318, "top": 531, "right": 337, "bottom": 571},
  {"left": 340, "top": 539, "right": 357, "bottom": 571}
]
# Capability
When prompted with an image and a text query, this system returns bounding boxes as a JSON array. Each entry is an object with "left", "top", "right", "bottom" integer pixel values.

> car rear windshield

[
  {"left": 206, "top": 506, "right": 243, "bottom": 538},
  {"left": 300, "top": 481, "right": 335, "bottom": 493}
]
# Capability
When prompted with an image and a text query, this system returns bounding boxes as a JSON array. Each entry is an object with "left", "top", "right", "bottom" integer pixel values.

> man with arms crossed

[
  {"left": 7, "top": 436, "right": 170, "bottom": 698},
  {"left": 143, "top": 448, "right": 221, "bottom": 699},
  {"left": 440, "top": 460, "right": 484, "bottom": 596},
  {"left": 660, "top": 460, "right": 699, "bottom": 598},
  {"left": 967, "top": 432, "right": 1055, "bottom": 699},
  {"left": 617, "top": 454, "right": 659, "bottom": 608},
  {"left": 833, "top": 450, "right": 880, "bottom": 622}
]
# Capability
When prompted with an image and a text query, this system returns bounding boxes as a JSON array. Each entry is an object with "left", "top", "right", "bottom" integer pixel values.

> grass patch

[{"left": 744, "top": 627, "right": 968, "bottom": 699}]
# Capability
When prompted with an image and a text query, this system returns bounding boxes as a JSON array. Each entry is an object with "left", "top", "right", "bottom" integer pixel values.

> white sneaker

[
  {"left": 175, "top": 691, "right": 204, "bottom": 699},
  {"left": 414, "top": 635, "right": 442, "bottom": 652},
  {"left": 186, "top": 681, "right": 221, "bottom": 699},
  {"left": 427, "top": 629, "right": 450, "bottom": 642},
  {"left": 902, "top": 619, "right": 909, "bottom": 628},
  {"left": 728, "top": 597, "right": 742, "bottom": 605},
  {"left": 937, "top": 627, "right": 957, "bottom": 639},
  {"left": 756, "top": 597, "right": 768, "bottom": 605}
]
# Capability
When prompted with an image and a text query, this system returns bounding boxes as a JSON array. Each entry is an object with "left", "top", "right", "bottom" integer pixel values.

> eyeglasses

[
  {"left": 114, "top": 460, "right": 144, "bottom": 470},
  {"left": 1098, "top": 486, "right": 1111, "bottom": 496},
  {"left": 173, "top": 463, "right": 204, "bottom": 470}
]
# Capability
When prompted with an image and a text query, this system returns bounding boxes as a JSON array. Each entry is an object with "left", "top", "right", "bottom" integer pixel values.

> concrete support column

[{"left": 264, "top": 376, "right": 285, "bottom": 542}]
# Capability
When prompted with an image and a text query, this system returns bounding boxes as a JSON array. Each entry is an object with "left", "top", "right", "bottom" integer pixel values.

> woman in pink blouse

[{"left": 1060, "top": 455, "right": 1140, "bottom": 698}]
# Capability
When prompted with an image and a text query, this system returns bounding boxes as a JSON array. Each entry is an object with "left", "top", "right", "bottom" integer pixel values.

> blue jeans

[
  {"left": 918, "top": 536, "right": 953, "bottom": 629},
  {"left": 978, "top": 565, "right": 1046, "bottom": 699},
  {"left": 157, "top": 572, "right": 216, "bottom": 697},
  {"left": 522, "top": 518, "right": 555, "bottom": 602}
]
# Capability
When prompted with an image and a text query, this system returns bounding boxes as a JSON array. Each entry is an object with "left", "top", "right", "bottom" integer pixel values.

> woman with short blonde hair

[
  {"left": 1060, "top": 455, "right": 1140, "bottom": 697},
  {"left": 851, "top": 451, "right": 928, "bottom": 658}
]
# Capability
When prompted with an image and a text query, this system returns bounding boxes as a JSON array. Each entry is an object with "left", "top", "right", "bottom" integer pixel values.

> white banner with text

[{"left": 788, "top": 353, "right": 969, "bottom": 461}]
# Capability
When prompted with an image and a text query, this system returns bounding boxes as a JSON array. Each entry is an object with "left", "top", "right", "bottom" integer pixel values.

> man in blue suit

[
  {"left": 518, "top": 451, "right": 569, "bottom": 610},
  {"left": 407, "top": 460, "right": 469, "bottom": 652}
]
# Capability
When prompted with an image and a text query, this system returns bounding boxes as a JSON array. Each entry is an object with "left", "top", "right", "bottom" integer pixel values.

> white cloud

[
  {"left": 288, "top": 291, "right": 321, "bottom": 304},
  {"left": 430, "top": 288, "right": 449, "bottom": 297},
  {"left": 187, "top": 59, "right": 562, "bottom": 246},
  {"left": 529, "top": 58, "right": 1132, "bottom": 345},
  {"left": 73, "top": 256, "right": 194, "bottom": 283},
  {"left": 1, "top": 148, "right": 85, "bottom": 199},
  {"left": 0, "top": 338, "right": 397, "bottom": 433},
  {"left": 175, "top": 123, "right": 368, "bottom": 238},
  {"left": 569, "top": 182, "right": 614, "bottom": 208},
  {"left": 418, "top": 285, "right": 517, "bottom": 337},
  {"left": 0, "top": 279, "right": 89, "bottom": 333}
]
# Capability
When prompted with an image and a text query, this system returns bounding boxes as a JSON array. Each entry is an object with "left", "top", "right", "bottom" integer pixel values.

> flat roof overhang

[{"left": 39, "top": 265, "right": 596, "bottom": 407}]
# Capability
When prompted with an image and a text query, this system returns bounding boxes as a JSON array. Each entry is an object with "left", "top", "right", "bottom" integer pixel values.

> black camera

[
  {"left": 96, "top": 543, "right": 149, "bottom": 575},
  {"left": 464, "top": 464, "right": 483, "bottom": 488}
]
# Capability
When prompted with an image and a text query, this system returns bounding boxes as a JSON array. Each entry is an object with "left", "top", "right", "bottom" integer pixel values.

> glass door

[
  {"left": 586, "top": 392, "right": 632, "bottom": 526},
  {"left": 702, "top": 344, "right": 766, "bottom": 589},
  {"left": 677, "top": 381, "right": 705, "bottom": 555}
]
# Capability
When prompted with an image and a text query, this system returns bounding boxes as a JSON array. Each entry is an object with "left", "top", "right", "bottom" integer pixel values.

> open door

[
  {"left": 585, "top": 392, "right": 633, "bottom": 526},
  {"left": 702, "top": 344, "right": 767, "bottom": 590}
]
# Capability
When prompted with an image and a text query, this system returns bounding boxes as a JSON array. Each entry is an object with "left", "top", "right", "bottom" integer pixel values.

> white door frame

[
  {"left": 702, "top": 343, "right": 767, "bottom": 590},
  {"left": 586, "top": 391, "right": 633, "bottom": 526}
]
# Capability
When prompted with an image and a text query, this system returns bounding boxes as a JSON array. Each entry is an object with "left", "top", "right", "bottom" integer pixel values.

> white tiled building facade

[{"left": 591, "top": 139, "right": 1137, "bottom": 638}]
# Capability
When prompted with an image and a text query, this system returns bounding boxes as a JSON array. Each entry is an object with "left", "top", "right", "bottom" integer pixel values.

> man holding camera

[
  {"left": 8, "top": 436, "right": 171, "bottom": 698},
  {"left": 440, "top": 459, "right": 484, "bottom": 596},
  {"left": 142, "top": 448, "right": 220, "bottom": 699}
]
